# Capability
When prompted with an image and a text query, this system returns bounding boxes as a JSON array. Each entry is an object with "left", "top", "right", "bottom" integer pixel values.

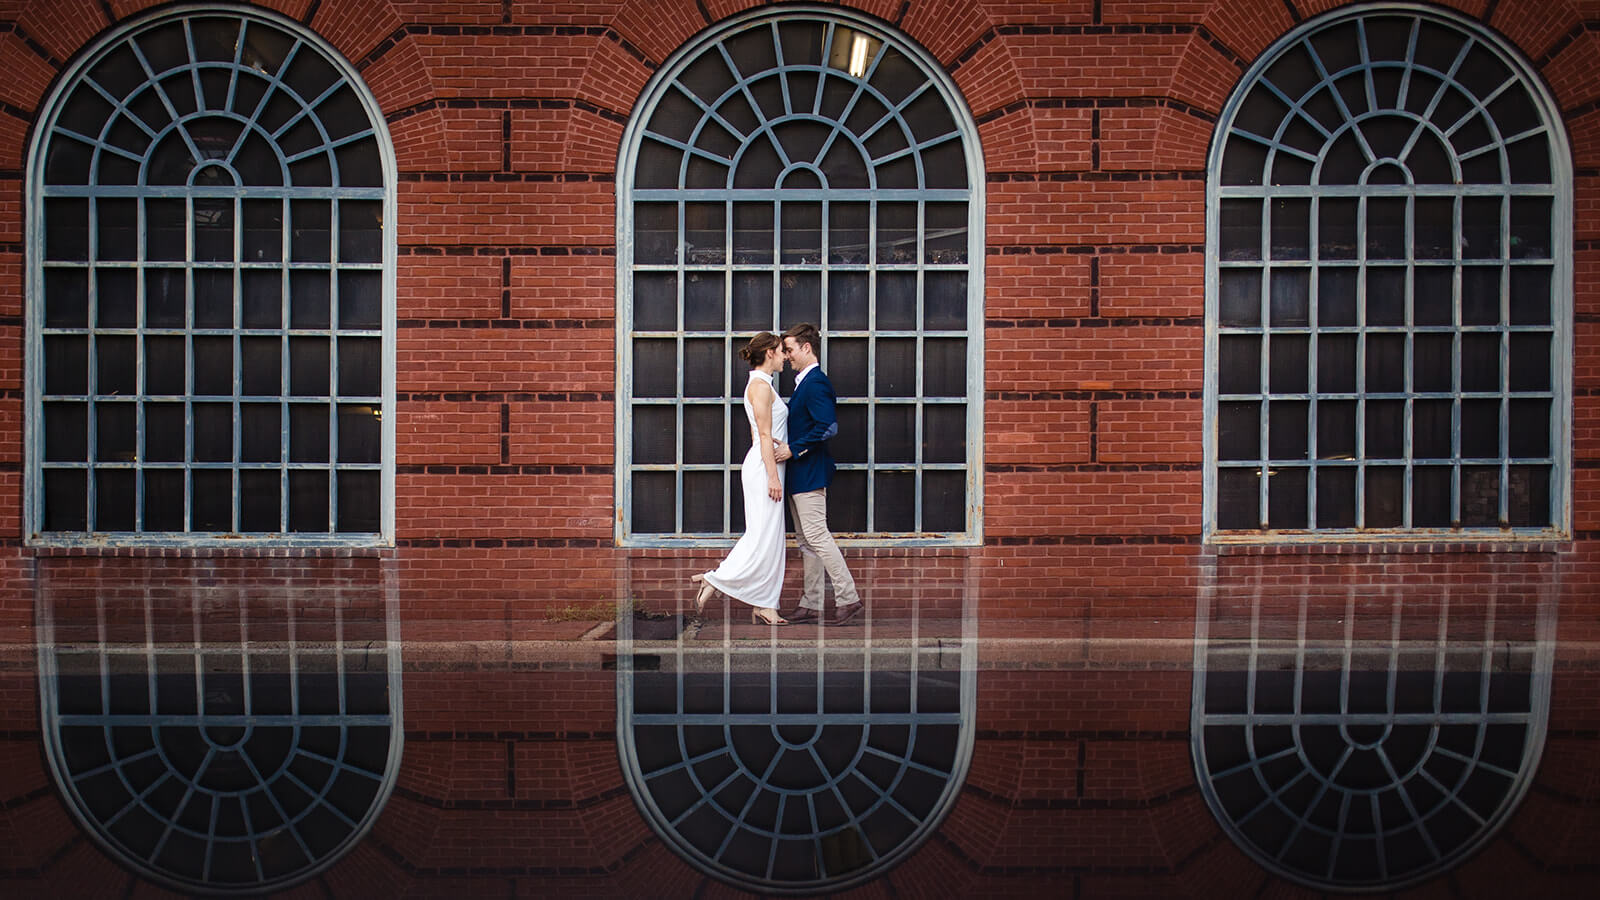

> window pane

[
  {"left": 827, "top": 470, "right": 866, "bottom": 532},
  {"left": 1412, "top": 466, "right": 1451, "bottom": 527},
  {"left": 683, "top": 405, "right": 724, "bottom": 465},
  {"left": 682, "top": 471, "right": 723, "bottom": 533},
  {"left": 1508, "top": 465, "right": 1550, "bottom": 527},
  {"left": 1318, "top": 199, "right": 1357, "bottom": 260},
  {"left": 1218, "top": 336, "right": 1261, "bottom": 394},
  {"left": 240, "top": 471, "right": 280, "bottom": 532},
  {"left": 289, "top": 337, "right": 330, "bottom": 396},
  {"left": 834, "top": 404, "right": 867, "bottom": 463},
  {"left": 94, "top": 468, "right": 135, "bottom": 531},
  {"left": 337, "top": 404, "right": 380, "bottom": 464},
  {"left": 95, "top": 402, "right": 135, "bottom": 462},
  {"left": 1269, "top": 269, "right": 1309, "bottom": 326},
  {"left": 1267, "top": 467, "right": 1307, "bottom": 529},
  {"left": 143, "top": 470, "right": 184, "bottom": 531},
  {"left": 1316, "top": 400, "right": 1355, "bottom": 460},
  {"left": 96, "top": 269, "right": 136, "bottom": 328},
  {"left": 1460, "top": 466, "right": 1499, "bottom": 526},
  {"left": 1412, "top": 400, "right": 1452, "bottom": 459},
  {"left": 922, "top": 471, "right": 964, "bottom": 532},
  {"left": 1508, "top": 399, "right": 1550, "bottom": 458},
  {"left": 45, "top": 268, "right": 89, "bottom": 328},
  {"left": 1365, "top": 335, "right": 1405, "bottom": 393},
  {"left": 1462, "top": 198, "right": 1501, "bottom": 259},
  {"left": 829, "top": 272, "right": 869, "bottom": 331},
  {"left": 44, "top": 402, "right": 88, "bottom": 462},
  {"left": 290, "top": 405, "right": 329, "bottom": 463},
  {"left": 633, "top": 406, "right": 675, "bottom": 464},
  {"left": 1364, "top": 467, "right": 1403, "bottom": 528},
  {"left": 1365, "top": 198, "right": 1406, "bottom": 259},
  {"left": 290, "top": 270, "right": 330, "bottom": 329},
  {"left": 632, "top": 471, "right": 676, "bottom": 533},
  {"left": 46, "top": 198, "right": 89, "bottom": 261},
  {"left": 1220, "top": 199, "right": 1261, "bottom": 260},
  {"left": 1269, "top": 400, "right": 1308, "bottom": 460},
  {"left": 1510, "top": 266, "right": 1552, "bottom": 326},
  {"left": 1461, "top": 399, "right": 1500, "bottom": 458},
  {"left": 95, "top": 335, "right": 136, "bottom": 395},
  {"left": 877, "top": 203, "right": 916, "bottom": 264},
  {"left": 1460, "top": 334, "right": 1500, "bottom": 392},
  {"left": 684, "top": 272, "right": 725, "bottom": 331},
  {"left": 43, "top": 470, "right": 88, "bottom": 531},
  {"left": 45, "top": 336, "right": 89, "bottom": 396},
  {"left": 684, "top": 340, "right": 725, "bottom": 398},
  {"left": 193, "top": 470, "right": 231, "bottom": 532},
  {"left": 193, "top": 336, "right": 233, "bottom": 396},
  {"left": 1365, "top": 267, "right": 1405, "bottom": 326},
  {"left": 1510, "top": 197, "right": 1551, "bottom": 259},
  {"left": 876, "top": 271, "right": 916, "bottom": 330},
  {"left": 922, "top": 405, "right": 965, "bottom": 464},
  {"left": 1317, "top": 268, "right": 1357, "bottom": 326},
  {"left": 194, "top": 198, "right": 234, "bottom": 262},
  {"left": 337, "top": 338, "right": 381, "bottom": 397},
  {"left": 1508, "top": 333, "right": 1550, "bottom": 392},
  {"left": 1364, "top": 400, "right": 1404, "bottom": 459},
  {"left": 924, "top": 339, "right": 965, "bottom": 397},
  {"left": 635, "top": 203, "right": 676, "bottom": 264},
  {"left": 780, "top": 202, "right": 819, "bottom": 264},
  {"left": 733, "top": 203, "right": 773, "bottom": 264},
  {"left": 925, "top": 203, "right": 966, "bottom": 264},
  {"left": 874, "top": 471, "right": 914, "bottom": 531},
  {"left": 339, "top": 200, "right": 382, "bottom": 263},
  {"left": 1269, "top": 335, "right": 1309, "bottom": 394},
  {"left": 242, "top": 270, "right": 282, "bottom": 329},
  {"left": 1413, "top": 267, "right": 1452, "bottom": 327},
  {"left": 290, "top": 200, "right": 331, "bottom": 262},
  {"left": 193, "top": 403, "right": 233, "bottom": 462},
  {"left": 829, "top": 339, "right": 868, "bottom": 397},
  {"left": 1217, "top": 468, "right": 1259, "bottom": 529},
  {"left": 145, "top": 268, "right": 185, "bottom": 327},
  {"left": 1219, "top": 401, "right": 1260, "bottom": 461},
  {"left": 829, "top": 202, "right": 868, "bottom": 265},
  {"left": 1412, "top": 334, "right": 1452, "bottom": 393},
  {"left": 731, "top": 272, "right": 772, "bottom": 331},
  {"left": 336, "top": 471, "right": 380, "bottom": 533},
  {"left": 339, "top": 271, "right": 381, "bottom": 330},
  {"left": 1270, "top": 198, "right": 1309, "bottom": 259},
  {"left": 1316, "top": 467, "right": 1355, "bottom": 528},
  {"left": 924, "top": 272, "right": 966, "bottom": 330},
  {"left": 243, "top": 199, "right": 282, "bottom": 262},
  {"left": 1414, "top": 198, "right": 1453, "bottom": 259},
  {"left": 875, "top": 404, "right": 914, "bottom": 463},
  {"left": 241, "top": 337, "right": 280, "bottom": 395},
  {"left": 875, "top": 338, "right": 915, "bottom": 397},
  {"left": 241, "top": 404, "right": 281, "bottom": 462},
  {"left": 288, "top": 470, "right": 329, "bottom": 532},
  {"left": 1461, "top": 266, "right": 1501, "bottom": 325},
  {"left": 1221, "top": 270, "right": 1262, "bottom": 329},
  {"left": 194, "top": 269, "right": 233, "bottom": 328},
  {"left": 779, "top": 271, "right": 820, "bottom": 326}
]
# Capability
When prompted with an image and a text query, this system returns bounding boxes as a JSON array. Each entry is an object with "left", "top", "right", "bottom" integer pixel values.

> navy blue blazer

[{"left": 785, "top": 367, "right": 838, "bottom": 495}]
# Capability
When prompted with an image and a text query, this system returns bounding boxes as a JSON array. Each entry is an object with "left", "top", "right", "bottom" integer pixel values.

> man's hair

[{"left": 783, "top": 322, "right": 820, "bottom": 356}]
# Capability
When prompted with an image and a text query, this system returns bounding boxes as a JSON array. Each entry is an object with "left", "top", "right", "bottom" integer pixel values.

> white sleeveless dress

[{"left": 702, "top": 370, "right": 788, "bottom": 609}]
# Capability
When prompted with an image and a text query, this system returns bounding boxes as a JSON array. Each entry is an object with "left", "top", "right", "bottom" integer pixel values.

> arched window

[
  {"left": 618, "top": 587, "right": 976, "bottom": 892},
  {"left": 616, "top": 6, "right": 984, "bottom": 545},
  {"left": 26, "top": 7, "right": 395, "bottom": 545},
  {"left": 1192, "top": 584, "right": 1553, "bottom": 890},
  {"left": 38, "top": 570, "right": 403, "bottom": 893},
  {"left": 1205, "top": 5, "right": 1570, "bottom": 538}
]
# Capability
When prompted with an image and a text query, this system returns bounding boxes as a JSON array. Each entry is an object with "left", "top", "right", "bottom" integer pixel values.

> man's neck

[{"left": 795, "top": 361, "right": 819, "bottom": 385}]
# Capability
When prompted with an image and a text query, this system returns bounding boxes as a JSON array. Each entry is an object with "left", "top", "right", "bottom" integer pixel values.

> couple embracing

[{"left": 690, "top": 323, "right": 864, "bottom": 627}]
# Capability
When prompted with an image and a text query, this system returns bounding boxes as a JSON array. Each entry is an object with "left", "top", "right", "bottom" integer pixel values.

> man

[{"left": 780, "top": 322, "right": 863, "bottom": 626}]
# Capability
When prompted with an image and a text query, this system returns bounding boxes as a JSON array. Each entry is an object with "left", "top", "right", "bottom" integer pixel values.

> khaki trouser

[{"left": 789, "top": 488, "right": 860, "bottom": 610}]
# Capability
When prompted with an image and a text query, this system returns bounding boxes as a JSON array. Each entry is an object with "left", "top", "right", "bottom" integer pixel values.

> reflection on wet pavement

[{"left": 1, "top": 555, "right": 1596, "bottom": 897}]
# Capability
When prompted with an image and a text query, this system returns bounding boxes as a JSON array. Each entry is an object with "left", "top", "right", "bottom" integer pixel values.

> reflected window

[
  {"left": 618, "top": 8, "right": 984, "bottom": 543},
  {"left": 28, "top": 7, "right": 394, "bottom": 544},
  {"left": 619, "top": 562, "right": 975, "bottom": 891},
  {"left": 37, "top": 560, "right": 402, "bottom": 893},
  {"left": 1193, "top": 583, "right": 1552, "bottom": 890},
  {"left": 1207, "top": 6, "right": 1569, "bottom": 536}
]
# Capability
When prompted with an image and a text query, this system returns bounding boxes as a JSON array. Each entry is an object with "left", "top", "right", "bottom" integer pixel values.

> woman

[{"left": 691, "top": 332, "right": 791, "bottom": 625}]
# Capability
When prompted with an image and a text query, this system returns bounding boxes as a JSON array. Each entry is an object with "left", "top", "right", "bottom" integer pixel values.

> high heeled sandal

[
  {"left": 751, "top": 608, "right": 789, "bottom": 626},
  {"left": 691, "top": 575, "right": 716, "bottom": 617}
]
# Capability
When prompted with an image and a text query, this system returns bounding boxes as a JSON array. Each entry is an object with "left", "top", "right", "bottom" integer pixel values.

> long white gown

[{"left": 702, "top": 370, "right": 787, "bottom": 609}]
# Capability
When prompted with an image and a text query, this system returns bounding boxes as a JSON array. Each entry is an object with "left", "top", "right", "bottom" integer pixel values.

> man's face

[{"left": 782, "top": 337, "right": 799, "bottom": 369}]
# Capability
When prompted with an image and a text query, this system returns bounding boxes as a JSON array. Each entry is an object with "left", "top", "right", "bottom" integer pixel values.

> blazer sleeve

[{"left": 787, "top": 377, "right": 838, "bottom": 456}]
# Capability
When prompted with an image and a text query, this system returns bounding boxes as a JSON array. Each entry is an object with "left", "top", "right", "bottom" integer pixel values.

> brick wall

[{"left": 0, "top": 2, "right": 1590, "bottom": 616}]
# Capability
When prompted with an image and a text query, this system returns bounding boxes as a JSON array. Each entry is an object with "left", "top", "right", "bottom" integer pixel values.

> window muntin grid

[
  {"left": 37, "top": 577, "right": 403, "bottom": 894},
  {"left": 1205, "top": 5, "right": 1570, "bottom": 538},
  {"left": 617, "top": 571, "right": 976, "bottom": 894},
  {"left": 1191, "top": 585, "right": 1553, "bottom": 890},
  {"left": 27, "top": 7, "right": 395, "bottom": 545},
  {"left": 617, "top": 7, "right": 984, "bottom": 545}
]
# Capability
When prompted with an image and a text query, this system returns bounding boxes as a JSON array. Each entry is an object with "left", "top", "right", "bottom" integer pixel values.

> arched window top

[
  {"left": 38, "top": 8, "right": 385, "bottom": 191},
  {"left": 1205, "top": 4, "right": 1571, "bottom": 539},
  {"left": 1216, "top": 4, "right": 1562, "bottom": 190},
  {"left": 627, "top": 9, "right": 972, "bottom": 195}
]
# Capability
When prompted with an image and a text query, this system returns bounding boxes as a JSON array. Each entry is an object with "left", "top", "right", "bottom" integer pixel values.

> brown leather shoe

[
  {"left": 828, "top": 602, "right": 865, "bottom": 626},
  {"left": 786, "top": 606, "right": 822, "bottom": 624}
]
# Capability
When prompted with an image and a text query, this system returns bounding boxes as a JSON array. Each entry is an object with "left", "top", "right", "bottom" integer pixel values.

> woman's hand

[
  {"left": 767, "top": 476, "right": 783, "bottom": 502},
  {"left": 774, "top": 442, "right": 792, "bottom": 462}
]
